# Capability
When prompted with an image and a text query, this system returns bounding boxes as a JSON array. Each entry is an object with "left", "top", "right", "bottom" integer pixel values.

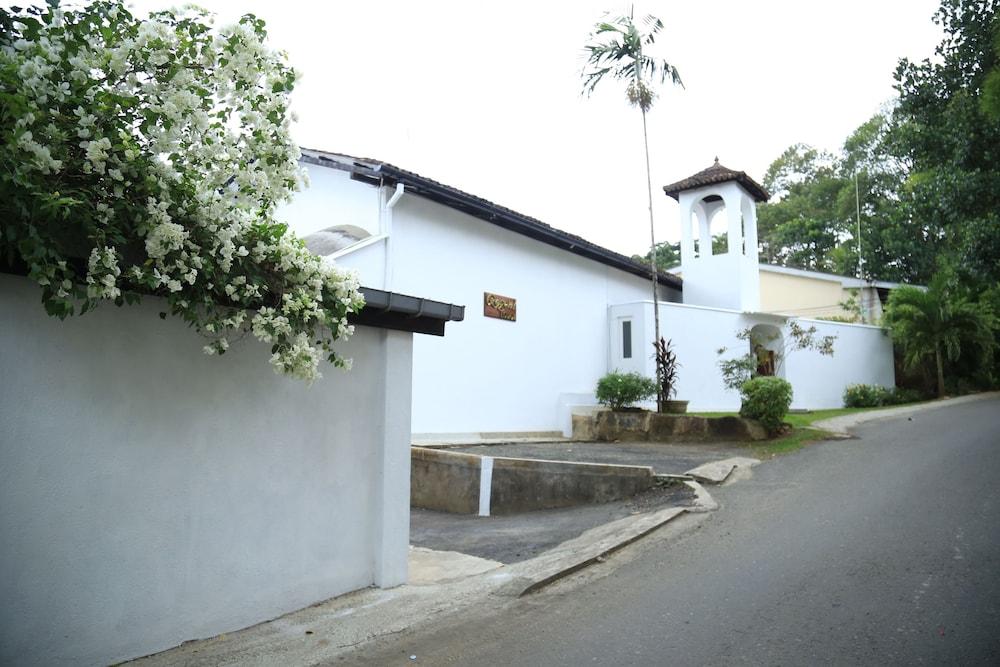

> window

[{"left": 622, "top": 320, "right": 632, "bottom": 359}]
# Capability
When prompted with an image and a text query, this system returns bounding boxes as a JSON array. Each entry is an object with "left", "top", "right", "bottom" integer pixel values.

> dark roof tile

[{"left": 662, "top": 158, "right": 770, "bottom": 202}]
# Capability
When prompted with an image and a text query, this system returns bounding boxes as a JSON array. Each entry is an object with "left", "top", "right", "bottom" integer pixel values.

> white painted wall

[
  {"left": 388, "top": 194, "right": 671, "bottom": 436},
  {"left": 277, "top": 163, "right": 380, "bottom": 239},
  {"left": 612, "top": 301, "right": 895, "bottom": 412},
  {"left": 278, "top": 164, "right": 679, "bottom": 437},
  {"left": 0, "top": 274, "right": 413, "bottom": 667},
  {"left": 784, "top": 318, "right": 895, "bottom": 409},
  {"left": 678, "top": 181, "right": 761, "bottom": 312}
]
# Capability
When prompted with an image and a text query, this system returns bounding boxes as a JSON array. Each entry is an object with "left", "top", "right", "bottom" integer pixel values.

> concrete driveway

[
  {"left": 410, "top": 438, "right": 751, "bottom": 564},
  {"left": 410, "top": 482, "right": 696, "bottom": 564}
]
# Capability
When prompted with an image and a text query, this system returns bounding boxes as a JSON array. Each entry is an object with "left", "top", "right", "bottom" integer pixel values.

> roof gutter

[{"left": 351, "top": 287, "right": 465, "bottom": 337}]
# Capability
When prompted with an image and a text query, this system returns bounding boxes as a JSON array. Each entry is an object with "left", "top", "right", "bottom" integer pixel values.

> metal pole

[
  {"left": 641, "top": 108, "right": 663, "bottom": 413},
  {"left": 855, "top": 170, "right": 862, "bottom": 280},
  {"left": 855, "top": 170, "right": 868, "bottom": 323}
]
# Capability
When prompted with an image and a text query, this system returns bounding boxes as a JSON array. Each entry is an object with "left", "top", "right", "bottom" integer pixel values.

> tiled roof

[
  {"left": 300, "top": 148, "right": 683, "bottom": 291},
  {"left": 662, "top": 158, "right": 770, "bottom": 202}
]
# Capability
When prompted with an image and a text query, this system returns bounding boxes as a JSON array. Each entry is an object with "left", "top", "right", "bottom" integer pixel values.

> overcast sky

[{"left": 128, "top": 0, "right": 944, "bottom": 256}]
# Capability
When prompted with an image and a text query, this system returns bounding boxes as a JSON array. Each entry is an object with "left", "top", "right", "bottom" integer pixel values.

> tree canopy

[
  {"left": 736, "top": 1, "right": 1000, "bottom": 289},
  {"left": 729, "top": 0, "right": 1000, "bottom": 392},
  {"left": 891, "top": 0, "right": 1000, "bottom": 290},
  {"left": 883, "top": 276, "right": 995, "bottom": 397}
]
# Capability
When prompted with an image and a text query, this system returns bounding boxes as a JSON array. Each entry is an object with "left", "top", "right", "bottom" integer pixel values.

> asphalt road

[{"left": 342, "top": 397, "right": 1000, "bottom": 666}]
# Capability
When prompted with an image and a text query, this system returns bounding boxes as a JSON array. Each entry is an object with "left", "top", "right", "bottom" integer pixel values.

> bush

[
  {"left": 596, "top": 371, "right": 657, "bottom": 411},
  {"left": 884, "top": 387, "right": 925, "bottom": 405},
  {"left": 843, "top": 384, "right": 925, "bottom": 407},
  {"left": 843, "top": 384, "right": 892, "bottom": 407},
  {"left": 739, "top": 377, "right": 793, "bottom": 434}
]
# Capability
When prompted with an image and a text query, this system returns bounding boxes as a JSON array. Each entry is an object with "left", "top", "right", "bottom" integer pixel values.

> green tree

[
  {"left": 832, "top": 113, "right": 935, "bottom": 284},
  {"left": 633, "top": 236, "right": 724, "bottom": 271},
  {"left": 633, "top": 241, "right": 680, "bottom": 272},
  {"left": 983, "top": 22, "right": 1000, "bottom": 118},
  {"left": 889, "top": 0, "right": 1000, "bottom": 290},
  {"left": 883, "top": 276, "right": 995, "bottom": 398},
  {"left": 582, "top": 9, "right": 682, "bottom": 411},
  {"left": 754, "top": 113, "right": 932, "bottom": 284},
  {"left": 756, "top": 144, "right": 848, "bottom": 271}
]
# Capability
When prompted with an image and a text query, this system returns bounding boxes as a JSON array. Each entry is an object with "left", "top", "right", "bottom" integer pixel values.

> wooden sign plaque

[{"left": 484, "top": 292, "right": 516, "bottom": 321}]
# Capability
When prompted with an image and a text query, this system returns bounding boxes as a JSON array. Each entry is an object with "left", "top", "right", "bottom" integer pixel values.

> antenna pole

[{"left": 855, "top": 170, "right": 863, "bottom": 279}]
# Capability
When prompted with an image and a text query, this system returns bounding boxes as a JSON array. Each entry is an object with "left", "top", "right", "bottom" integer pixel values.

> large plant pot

[{"left": 662, "top": 400, "right": 689, "bottom": 414}]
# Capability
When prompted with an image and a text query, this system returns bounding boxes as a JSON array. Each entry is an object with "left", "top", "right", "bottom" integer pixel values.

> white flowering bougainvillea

[{"left": 0, "top": 1, "right": 364, "bottom": 381}]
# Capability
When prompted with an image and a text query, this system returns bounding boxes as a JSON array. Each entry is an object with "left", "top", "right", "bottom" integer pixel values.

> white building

[{"left": 281, "top": 151, "right": 895, "bottom": 437}]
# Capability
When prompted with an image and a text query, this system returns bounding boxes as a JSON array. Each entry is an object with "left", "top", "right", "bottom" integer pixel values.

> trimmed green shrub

[
  {"left": 843, "top": 384, "right": 925, "bottom": 407},
  {"left": 739, "top": 377, "right": 793, "bottom": 434},
  {"left": 843, "top": 384, "right": 891, "bottom": 408},
  {"left": 596, "top": 371, "right": 657, "bottom": 411}
]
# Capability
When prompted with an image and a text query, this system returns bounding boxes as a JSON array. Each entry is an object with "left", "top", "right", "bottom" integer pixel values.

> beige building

[
  {"left": 671, "top": 262, "right": 905, "bottom": 324},
  {"left": 757, "top": 264, "right": 906, "bottom": 323}
]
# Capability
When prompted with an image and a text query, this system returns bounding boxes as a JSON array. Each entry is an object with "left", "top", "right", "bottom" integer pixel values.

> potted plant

[{"left": 654, "top": 337, "right": 688, "bottom": 414}]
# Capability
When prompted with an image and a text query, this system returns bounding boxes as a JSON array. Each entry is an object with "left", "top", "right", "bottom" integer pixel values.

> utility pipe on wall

[
  {"left": 382, "top": 183, "right": 404, "bottom": 291},
  {"left": 386, "top": 182, "right": 405, "bottom": 209}
]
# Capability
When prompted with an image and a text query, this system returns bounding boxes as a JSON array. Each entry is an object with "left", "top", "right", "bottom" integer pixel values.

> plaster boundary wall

[
  {"left": 0, "top": 274, "right": 416, "bottom": 666},
  {"left": 410, "top": 446, "right": 654, "bottom": 516}
]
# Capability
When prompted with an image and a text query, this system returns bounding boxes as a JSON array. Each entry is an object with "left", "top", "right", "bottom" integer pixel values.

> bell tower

[{"left": 662, "top": 159, "right": 770, "bottom": 311}]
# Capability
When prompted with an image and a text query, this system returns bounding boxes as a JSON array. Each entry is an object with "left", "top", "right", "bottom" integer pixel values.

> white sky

[{"left": 127, "top": 0, "right": 944, "bottom": 256}]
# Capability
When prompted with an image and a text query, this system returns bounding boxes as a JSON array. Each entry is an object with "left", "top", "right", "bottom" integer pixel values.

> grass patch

[
  {"left": 691, "top": 406, "right": 894, "bottom": 428},
  {"left": 690, "top": 400, "right": 934, "bottom": 458},
  {"left": 690, "top": 406, "right": 901, "bottom": 459},
  {"left": 782, "top": 407, "right": 884, "bottom": 428},
  {"left": 748, "top": 427, "right": 835, "bottom": 458}
]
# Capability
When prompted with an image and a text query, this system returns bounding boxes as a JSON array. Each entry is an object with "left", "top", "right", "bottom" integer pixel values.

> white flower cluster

[
  {"left": 86, "top": 247, "right": 122, "bottom": 300},
  {"left": 1, "top": 2, "right": 364, "bottom": 381}
]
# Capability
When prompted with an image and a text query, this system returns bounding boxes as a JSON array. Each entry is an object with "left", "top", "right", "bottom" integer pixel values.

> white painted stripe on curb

[{"left": 478, "top": 456, "right": 493, "bottom": 517}]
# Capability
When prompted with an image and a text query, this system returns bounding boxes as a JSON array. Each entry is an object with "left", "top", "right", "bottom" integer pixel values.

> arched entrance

[{"left": 749, "top": 323, "right": 783, "bottom": 378}]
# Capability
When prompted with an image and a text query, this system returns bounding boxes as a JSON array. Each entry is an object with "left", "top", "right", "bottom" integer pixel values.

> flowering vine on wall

[{"left": 0, "top": 1, "right": 364, "bottom": 381}]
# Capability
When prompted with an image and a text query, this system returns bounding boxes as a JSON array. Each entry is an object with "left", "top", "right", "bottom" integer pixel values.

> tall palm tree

[
  {"left": 884, "top": 280, "right": 995, "bottom": 398},
  {"left": 582, "top": 9, "right": 682, "bottom": 411}
]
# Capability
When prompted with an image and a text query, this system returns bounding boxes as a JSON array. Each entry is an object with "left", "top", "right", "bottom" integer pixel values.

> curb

[
  {"left": 812, "top": 391, "right": 999, "bottom": 436},
  {"left": 684, "top": 457, "right": 760, "bottom": 485},
  {"left": 503, "top": 481, "right": 718, "bottom": 597}
]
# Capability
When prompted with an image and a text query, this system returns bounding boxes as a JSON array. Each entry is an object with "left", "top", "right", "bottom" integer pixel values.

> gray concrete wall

[
  {"left": 410, "top": 447, "right": 654, "bottom": 515},
  {"left": 0, "top": 274, "right": 414, "bottom": 666},
  {"left": 411, "top": 447, "right": 481, "bottom": 514},
  {"left": 489, "top": 457, "right": 653, "bottom": 515}
]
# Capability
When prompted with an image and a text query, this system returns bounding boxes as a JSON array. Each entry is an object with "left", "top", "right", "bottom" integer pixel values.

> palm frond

[
  {"left": 642, "top": 14, "right": 663, "bottom": 44},
  {"left": 580, "top": 11, "right": 682, "bottom": 105}
]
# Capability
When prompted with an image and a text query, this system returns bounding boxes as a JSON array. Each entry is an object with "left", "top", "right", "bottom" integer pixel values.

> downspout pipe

[
  {"left": 386, "top": 182, "right": 405, "bottom": 209},
  {"left": 383, "top": 183, "right": 404, "bottom": 291}
]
